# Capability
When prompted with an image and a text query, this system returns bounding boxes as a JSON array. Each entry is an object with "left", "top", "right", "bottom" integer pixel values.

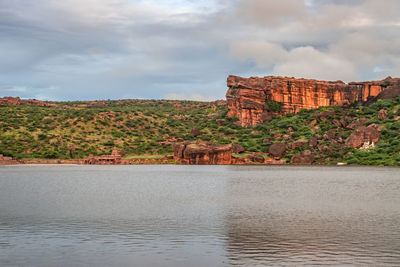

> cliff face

[{"left": 226, "top": 75, "right": 399, "bottom": 127}]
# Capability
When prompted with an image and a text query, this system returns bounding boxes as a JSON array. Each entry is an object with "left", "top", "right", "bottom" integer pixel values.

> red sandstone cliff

[{"left": 226, "top": 75, "right": 400, "bottom": 127}]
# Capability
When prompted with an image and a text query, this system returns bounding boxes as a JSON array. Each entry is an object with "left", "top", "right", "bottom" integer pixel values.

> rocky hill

[
  {"left": 226, "top": 75, "right": 400, "bottom": 127},
  {"left": 1, "top": 78, "right": 399, "bottom": 165}
]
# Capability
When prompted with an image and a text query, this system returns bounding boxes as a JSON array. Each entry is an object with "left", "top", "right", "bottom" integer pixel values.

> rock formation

[
  {"left": 268, "top": 143, "right": 286, "bottom": 158},
  {"left": 173, "top": 141, "right": 233, "bottom": 165},
  {"left": 345, "top": 126, "right": 380, "bottom": 149},
  {"left": 378, "top": 109, "right": 388, "bottom": 120},
  {"left": 0, "top": 96, "right": 52, "bottom": 107},
  {"left": 0, "top": 154, "right": 20, "bottom": 165},
  {"left": 0, "top": 97, "right": 22, "bottom": 105},
  {"left": 247, "top": 154, "right": 265, "bottom": 163},
  {"left": 290, "top": 150, "right": 314, "bottom": 165},
  {"left": 232, "top": 144, "right": 245, "bottom": 154},
  {"left": 226, "top": 75, "right": 400, "bottom": 127},
  {"left": 84, "top": 147, "right": 122, "bottom": 164}
]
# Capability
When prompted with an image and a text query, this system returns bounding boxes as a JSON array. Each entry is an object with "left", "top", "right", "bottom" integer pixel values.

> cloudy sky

[{"left": 1, "top": 0, "right": 399, "bottom": 101}]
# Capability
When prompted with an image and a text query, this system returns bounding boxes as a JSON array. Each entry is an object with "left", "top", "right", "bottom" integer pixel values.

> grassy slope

[{"left": 0, "top": 97, "right": 399, "bottom": 165}]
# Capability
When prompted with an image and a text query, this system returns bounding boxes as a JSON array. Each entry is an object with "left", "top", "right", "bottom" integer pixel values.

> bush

[{"left": 266, "top": 99, "right": 283, "bottom": 112}]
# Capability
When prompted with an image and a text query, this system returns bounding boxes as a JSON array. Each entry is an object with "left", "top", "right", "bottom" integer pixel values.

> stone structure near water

[
  {"left": 84, "top": 147, "right": 122, "bottom": 165},
  {"left": 173, "top": 141, "right": 233, "bottom": 165}
]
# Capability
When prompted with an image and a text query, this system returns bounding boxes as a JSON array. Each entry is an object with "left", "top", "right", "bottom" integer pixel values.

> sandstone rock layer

[{"left": 226, "top": 75, "right": 400, "bottom": 126}]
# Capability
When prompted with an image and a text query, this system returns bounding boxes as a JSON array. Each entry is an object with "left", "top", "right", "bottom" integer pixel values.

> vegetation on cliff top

[{"left": 0, "top": 97, "right": 399, "bottom": 165}]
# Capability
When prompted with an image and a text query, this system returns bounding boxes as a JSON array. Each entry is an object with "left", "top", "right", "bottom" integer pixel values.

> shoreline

[
  {"left": 0, "top": 157, "right": 347, "bottom": 166},
  {"left": 0, "top": 160, "right": 285, "bottom": 166},
  {"left": 1, "top": 162, "right": 399, "bottom": 167}
]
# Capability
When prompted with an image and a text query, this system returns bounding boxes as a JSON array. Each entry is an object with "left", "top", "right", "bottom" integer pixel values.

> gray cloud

[
  {"left": 226, "top": 0, "right": 400, "bottom": 82},
  {"left": 0, "top": 0, "right": 399, "bottom": 100}
]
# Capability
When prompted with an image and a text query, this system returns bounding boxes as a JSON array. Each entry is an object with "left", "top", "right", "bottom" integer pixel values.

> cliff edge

[{"left": 226, "top": 75, "right": 400, "bottom": 126}]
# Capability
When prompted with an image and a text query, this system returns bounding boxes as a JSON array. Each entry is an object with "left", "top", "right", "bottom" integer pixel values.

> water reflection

[
  {"left": 223, "top": 166, "right": 400, "bottom": 266},
  {"left": 0, "top": 165, "right": 399, "bottom": 266}
]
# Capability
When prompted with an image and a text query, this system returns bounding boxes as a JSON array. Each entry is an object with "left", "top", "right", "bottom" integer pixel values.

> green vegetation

[
  {"left": 380, "top": 80, "right": 391, "bottom": 87},
  {"left": 265, "top": 99, "right": 283, "bottom": 112},
  {"left": 0, "top": 97, "right": 399, "bottom": 166}
]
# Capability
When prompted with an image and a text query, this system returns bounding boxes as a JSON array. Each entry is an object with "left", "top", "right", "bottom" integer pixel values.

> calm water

[{"left": 0, "top": 165, "right": 399, "bottom": 266}]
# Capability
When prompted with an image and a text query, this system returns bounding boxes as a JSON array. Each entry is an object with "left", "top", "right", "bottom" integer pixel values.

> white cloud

[
  {"left": 230, "top": 41, "right": 288, "bottom": 68},
  {"left": 226, "top": 0, "right": 400, "bottom": 82},
  {"left": 229, "top": 41, "right": 359, "bottom": 81},
  {"left": 274, "top": 46, "right": 358, "bottom": 81}
]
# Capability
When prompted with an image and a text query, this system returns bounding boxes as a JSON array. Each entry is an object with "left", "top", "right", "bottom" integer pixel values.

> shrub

[{"left": 266, "top": 99, "right": 283, "bottom": 112}]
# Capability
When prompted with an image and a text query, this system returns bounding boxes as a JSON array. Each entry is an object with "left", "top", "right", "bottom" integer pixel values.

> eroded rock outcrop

[
  {"left": 226, "top": 75, "right": 400, "bottom": 127},
  {"left": 268, "top": 142, "right": 286, "bottom": 158},
  {"left": 0, "top": 96, "right": 52, "bottom": 107},
  {"left": 173, "top": 141, "right": 233, "bottom": 165},
  {"left": 345, "top": 126, "right": 380, "bottom": 149},
  {"left": 290, "top": 151, "right": 315, "bottom": 165}
]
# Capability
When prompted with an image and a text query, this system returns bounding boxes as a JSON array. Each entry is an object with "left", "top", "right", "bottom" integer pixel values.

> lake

[{"left": 0, "top": 165, "right": 399, "bottom": 266}]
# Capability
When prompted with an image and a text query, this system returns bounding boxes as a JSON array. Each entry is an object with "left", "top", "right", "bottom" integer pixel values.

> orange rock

[
  {"left": 0, "top": 97, "right": 22, "bottom": 105},
  {"left": 173, "top": 141, "right": 233, "bottom": 165},
  {"left": 291, "top": 150, "right": 315, "bottom": 165},
  {"left": 268, "top": 143, "right": 286, "bottom": 158},
  {"left": 226, "top": 75, "right": 400, "bottom": 127},
  {"left": 378, "top": 109, "right": 388, "bottom": 120},
  {"left": 345, "top": 127, "right": 380, "bottom": 148}
]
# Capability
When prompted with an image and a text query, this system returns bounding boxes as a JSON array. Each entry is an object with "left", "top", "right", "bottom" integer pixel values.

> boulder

[
  {"left": 324, "top": 129, "right": 337, "bottom": 140},
  {"left": 173, "top": 143, "right": 186, "bottom": 159},
  {"left": 173, "top": 141, "right": 233, "bottom": 165},
  {"left": 290, "top": 140, "right": 308, "bottom": 149},
  {"left": 378, "top": 109, "right": 388, "bottom": 120},
  {"left": 290, "top": 153, "right": 314, "bottom": 165},
  {"left": 346, "top": 118, "right": 369, "bottom": 130},
  {"left": 261, "top": 112, "right": 273, "bottom": 122},
  {"left": 309, "top": 137, "right": 318, "bottom": 147},
  {"left": 268, "top": 143, "right": 286, "bottom": 158},
  {"left": 339, "top": 119, "right": 348, "bottom": 128},
  {"left": 248, "top": 154, "right": 265, "bottom": 163},
  {"left": 345, "top": 126, "right": 380, "bottom": 148},
  {"left": 190, "top": 128, "right": 201, "bottom": 137},
  {"left": 232, "top": 144, "right": 245, "bottom": 154},
  {"left": 367, "top": 123, "right": 383, "bottom": 131},
  {"left": 309, "top": 119, "right": 317, "bottom": 127}
]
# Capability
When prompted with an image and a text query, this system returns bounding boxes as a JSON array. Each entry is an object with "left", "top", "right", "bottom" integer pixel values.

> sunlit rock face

[{"left": 226, "top": 75, "right": 399, "bottom": 127}]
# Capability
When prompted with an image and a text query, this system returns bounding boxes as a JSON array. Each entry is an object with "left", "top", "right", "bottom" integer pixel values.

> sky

[{"left": 0, "top": 0, "right": 399, "bottom": 101}]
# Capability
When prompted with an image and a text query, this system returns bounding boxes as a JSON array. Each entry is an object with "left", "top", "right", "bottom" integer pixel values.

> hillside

[{"left": 0, "top": 96, "right": 399, "bottom": 165}]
